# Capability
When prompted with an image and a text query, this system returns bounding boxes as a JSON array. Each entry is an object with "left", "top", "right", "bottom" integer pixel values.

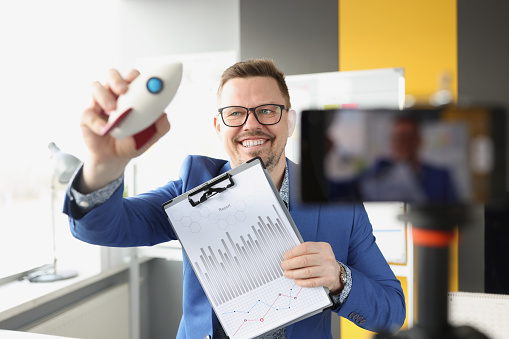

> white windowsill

[
  {"left": 0, "top": 263, "right": 134, "bottom": 323},
  {"left": 0, "top": 242, "right": 182, "bottom": 325}
]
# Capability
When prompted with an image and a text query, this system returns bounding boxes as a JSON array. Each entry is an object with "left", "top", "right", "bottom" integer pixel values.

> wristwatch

[
  {"left": 339, "top": 261, "right": 347, "bottom": 288},
  {"left": 331, "top": 261, "right": 347, "bottom": 307}
]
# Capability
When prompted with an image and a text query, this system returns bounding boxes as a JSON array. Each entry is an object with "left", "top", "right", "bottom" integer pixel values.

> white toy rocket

[{"left": 102, "top": 63, "right": 183, "bottom": 149}]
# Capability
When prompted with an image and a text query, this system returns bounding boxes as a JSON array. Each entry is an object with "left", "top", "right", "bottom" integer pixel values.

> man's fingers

[
  {"left": 281, "top": 241, "right": 340, "bottom": 291},
  {"left": 80, "top": 104, "right": 108, "bottom": 135},
  {"left": 283, "top": 264, "right": 339, "bottom": 291},
  {"left": 90, "top": 68, "right": 134, "bottom": 115},
  {"left": 282, "top": 253, "right": 336, "bottom": 275},
  {"left": 292, "top": 277, "right": 333, "bottom": 289},
  {"left": 91, "top": 81, "right": 117, "bottom": 113},
  {"left": 283, "top": 266, "right": 335, "bottom": 286},
  {"left": 107, "top": 68, "right": 129, "bottom": 95},
  {"left": 125, "top": 69, "right": 140, "bottom": 83},
  {"left": 283, "top": 242, "right": 330, "bottom": 260},
  {"left": 284, "top": 265, "right": 317, "bottom": 280},
  {"left": 283, "top": 242, "right": 311, "bottom": 260},
  {"left": 140, "top": 113, "right": 171, "bottom": 147},
  {"left": 154, "top": 113, "right": 171, "bottom": 136},
  {"left": 282, "top": 253, "right": 327, "bottom": 271}
]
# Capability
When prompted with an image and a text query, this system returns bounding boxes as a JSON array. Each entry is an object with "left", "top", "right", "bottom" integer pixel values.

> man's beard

[
  {"left": 260, "top": 146, "right": 285, "bottom": 173},
  {"left": 241, "top": 147, "right": 283, "bottom": 173}
]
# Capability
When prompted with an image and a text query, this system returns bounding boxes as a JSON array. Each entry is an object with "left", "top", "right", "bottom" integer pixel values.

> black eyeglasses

[{"left": 217, "top": 104, "right": 286, "bottom": 127}]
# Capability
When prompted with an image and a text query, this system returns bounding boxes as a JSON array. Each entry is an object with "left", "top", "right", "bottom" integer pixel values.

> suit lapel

[{"left": 287, "top": 159, "right": 320, "bottom": 242}]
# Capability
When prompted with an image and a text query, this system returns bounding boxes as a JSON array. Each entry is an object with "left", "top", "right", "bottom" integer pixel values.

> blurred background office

[{"left": 0, "top": 1, "right": 508, "bottom": 338}]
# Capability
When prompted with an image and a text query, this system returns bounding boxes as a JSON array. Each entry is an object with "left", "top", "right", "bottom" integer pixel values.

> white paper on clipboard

[{"left": 162, "top": 157, "right": 332, "bottom": 339}]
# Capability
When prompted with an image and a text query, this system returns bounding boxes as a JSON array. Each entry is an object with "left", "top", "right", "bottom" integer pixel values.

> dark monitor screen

[{"left": 299, "top": 106, "right": 507, "bottom": 205}]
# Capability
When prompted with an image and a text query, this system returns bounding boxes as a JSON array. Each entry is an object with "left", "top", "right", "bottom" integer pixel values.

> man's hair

[
  {"left": 218, "top": 59, "right": 292, "bottom": 109},
  {"left": 394, "top": 115, "right": 420, "bottom": 133}
]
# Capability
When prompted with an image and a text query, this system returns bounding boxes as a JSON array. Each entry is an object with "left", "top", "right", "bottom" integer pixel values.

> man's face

[
  {"left": 214, "top": 76, "right": 295, "bottom": 173},
  {"left": 391, "top": 120, "right": 421, "bottom": 163}
]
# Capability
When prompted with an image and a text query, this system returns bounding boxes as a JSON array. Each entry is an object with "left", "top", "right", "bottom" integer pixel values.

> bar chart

[{"left": 194, "top": 205, "right": 295, "bottom": 306}]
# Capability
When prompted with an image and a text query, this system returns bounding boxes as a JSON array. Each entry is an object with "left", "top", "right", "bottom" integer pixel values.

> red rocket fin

[{"left": 133, "top": 123, "right": 157, "bottom": 150}]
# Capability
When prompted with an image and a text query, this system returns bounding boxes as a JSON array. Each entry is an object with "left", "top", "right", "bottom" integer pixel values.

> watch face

[{"left": 340, "top": 263, "right": 347, "bottom": 285}]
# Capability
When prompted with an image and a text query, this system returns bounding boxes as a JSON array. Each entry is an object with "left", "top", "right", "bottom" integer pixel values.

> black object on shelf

[{"left": 376, "top": 205, "right": 490, "bottom": 339}]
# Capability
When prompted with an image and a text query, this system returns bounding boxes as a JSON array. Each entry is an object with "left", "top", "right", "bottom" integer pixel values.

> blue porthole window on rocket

[{"left": 146, "top": 77, "right": 163, "bottom": 94}]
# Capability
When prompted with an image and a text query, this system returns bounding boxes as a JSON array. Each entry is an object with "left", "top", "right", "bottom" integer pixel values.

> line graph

[
  {"left": 222, "top": 284, "right": 303, "bottom": 337},
  {"left": 216, "top": 276, "right": 330, "bottom": 339}
]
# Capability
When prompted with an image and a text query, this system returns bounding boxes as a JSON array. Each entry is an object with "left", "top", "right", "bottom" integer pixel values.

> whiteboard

[{"left": 364, "top": 202, "right": 407, "bottom": 264}]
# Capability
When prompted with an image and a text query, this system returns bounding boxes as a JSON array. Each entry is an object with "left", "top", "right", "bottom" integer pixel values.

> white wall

[{"left": 117, "top": 0, "right": 240, "bottom": 70}]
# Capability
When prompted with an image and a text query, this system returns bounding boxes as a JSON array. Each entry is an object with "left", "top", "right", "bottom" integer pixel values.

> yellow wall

[
  {"left": 339, "top": 0, "right": 457, "bottom": 103},
  {"left": 338, "top": 1, "right": 458, "bottom": 337}
]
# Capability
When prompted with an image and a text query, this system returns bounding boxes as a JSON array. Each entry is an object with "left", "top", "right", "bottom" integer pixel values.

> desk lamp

[{"left": 29, "top": 142, "right": 81, "bottom": 283}]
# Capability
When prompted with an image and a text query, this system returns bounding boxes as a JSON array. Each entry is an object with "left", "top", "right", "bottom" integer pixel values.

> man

[
  {"left": 64, "top": 59, "right": 405, "bottom": 338},
  {"left": 360, "top": 116, "right": 458, "bottom": 203}
]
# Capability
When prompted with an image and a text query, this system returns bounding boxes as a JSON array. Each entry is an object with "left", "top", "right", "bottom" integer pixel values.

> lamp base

[{"left": 29, "top": 270, "right": 78, "bottom": 283}]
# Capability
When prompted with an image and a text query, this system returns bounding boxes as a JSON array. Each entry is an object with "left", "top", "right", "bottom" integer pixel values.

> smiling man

[
  {"left": 64, "top": 59, "right": 405, "bottom": 338},
  {"left": 215, "top": 65, "right": 295, "bottom": 188}
]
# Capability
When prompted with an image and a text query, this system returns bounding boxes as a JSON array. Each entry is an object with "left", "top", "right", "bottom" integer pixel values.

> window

[{"left": 0, "top": 0, "right": 119, "bottom": 280}]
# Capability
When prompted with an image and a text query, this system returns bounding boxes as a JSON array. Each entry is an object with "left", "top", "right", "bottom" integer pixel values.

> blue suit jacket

[
  {"left": 373, "top": 159, "right": 458, "bottom": 203},
  {"left": 64, "top": 155, "right": 405, "bottom": 338}
]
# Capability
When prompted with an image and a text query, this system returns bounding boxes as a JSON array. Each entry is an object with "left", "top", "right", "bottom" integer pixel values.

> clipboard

[{"left": 162, "top": 157, "right": 333, "bottom": 339}]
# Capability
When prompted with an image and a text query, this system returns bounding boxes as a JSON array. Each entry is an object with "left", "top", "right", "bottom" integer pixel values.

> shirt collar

[{"left": 279, "top": 160, "right": 289, "bottom": 209}]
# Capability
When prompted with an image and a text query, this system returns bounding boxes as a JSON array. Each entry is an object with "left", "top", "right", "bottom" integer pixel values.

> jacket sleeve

[
  {"left": 62, "top": 167, "right": 185, "bottom": 248},
  {"left": 335, "top": 203, "right": 406, "bottom": 334}
]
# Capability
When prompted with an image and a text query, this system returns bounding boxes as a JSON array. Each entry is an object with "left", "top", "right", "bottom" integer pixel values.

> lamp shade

[{"left": 48, "top": 142, "right": 81, "bottom": 184}]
